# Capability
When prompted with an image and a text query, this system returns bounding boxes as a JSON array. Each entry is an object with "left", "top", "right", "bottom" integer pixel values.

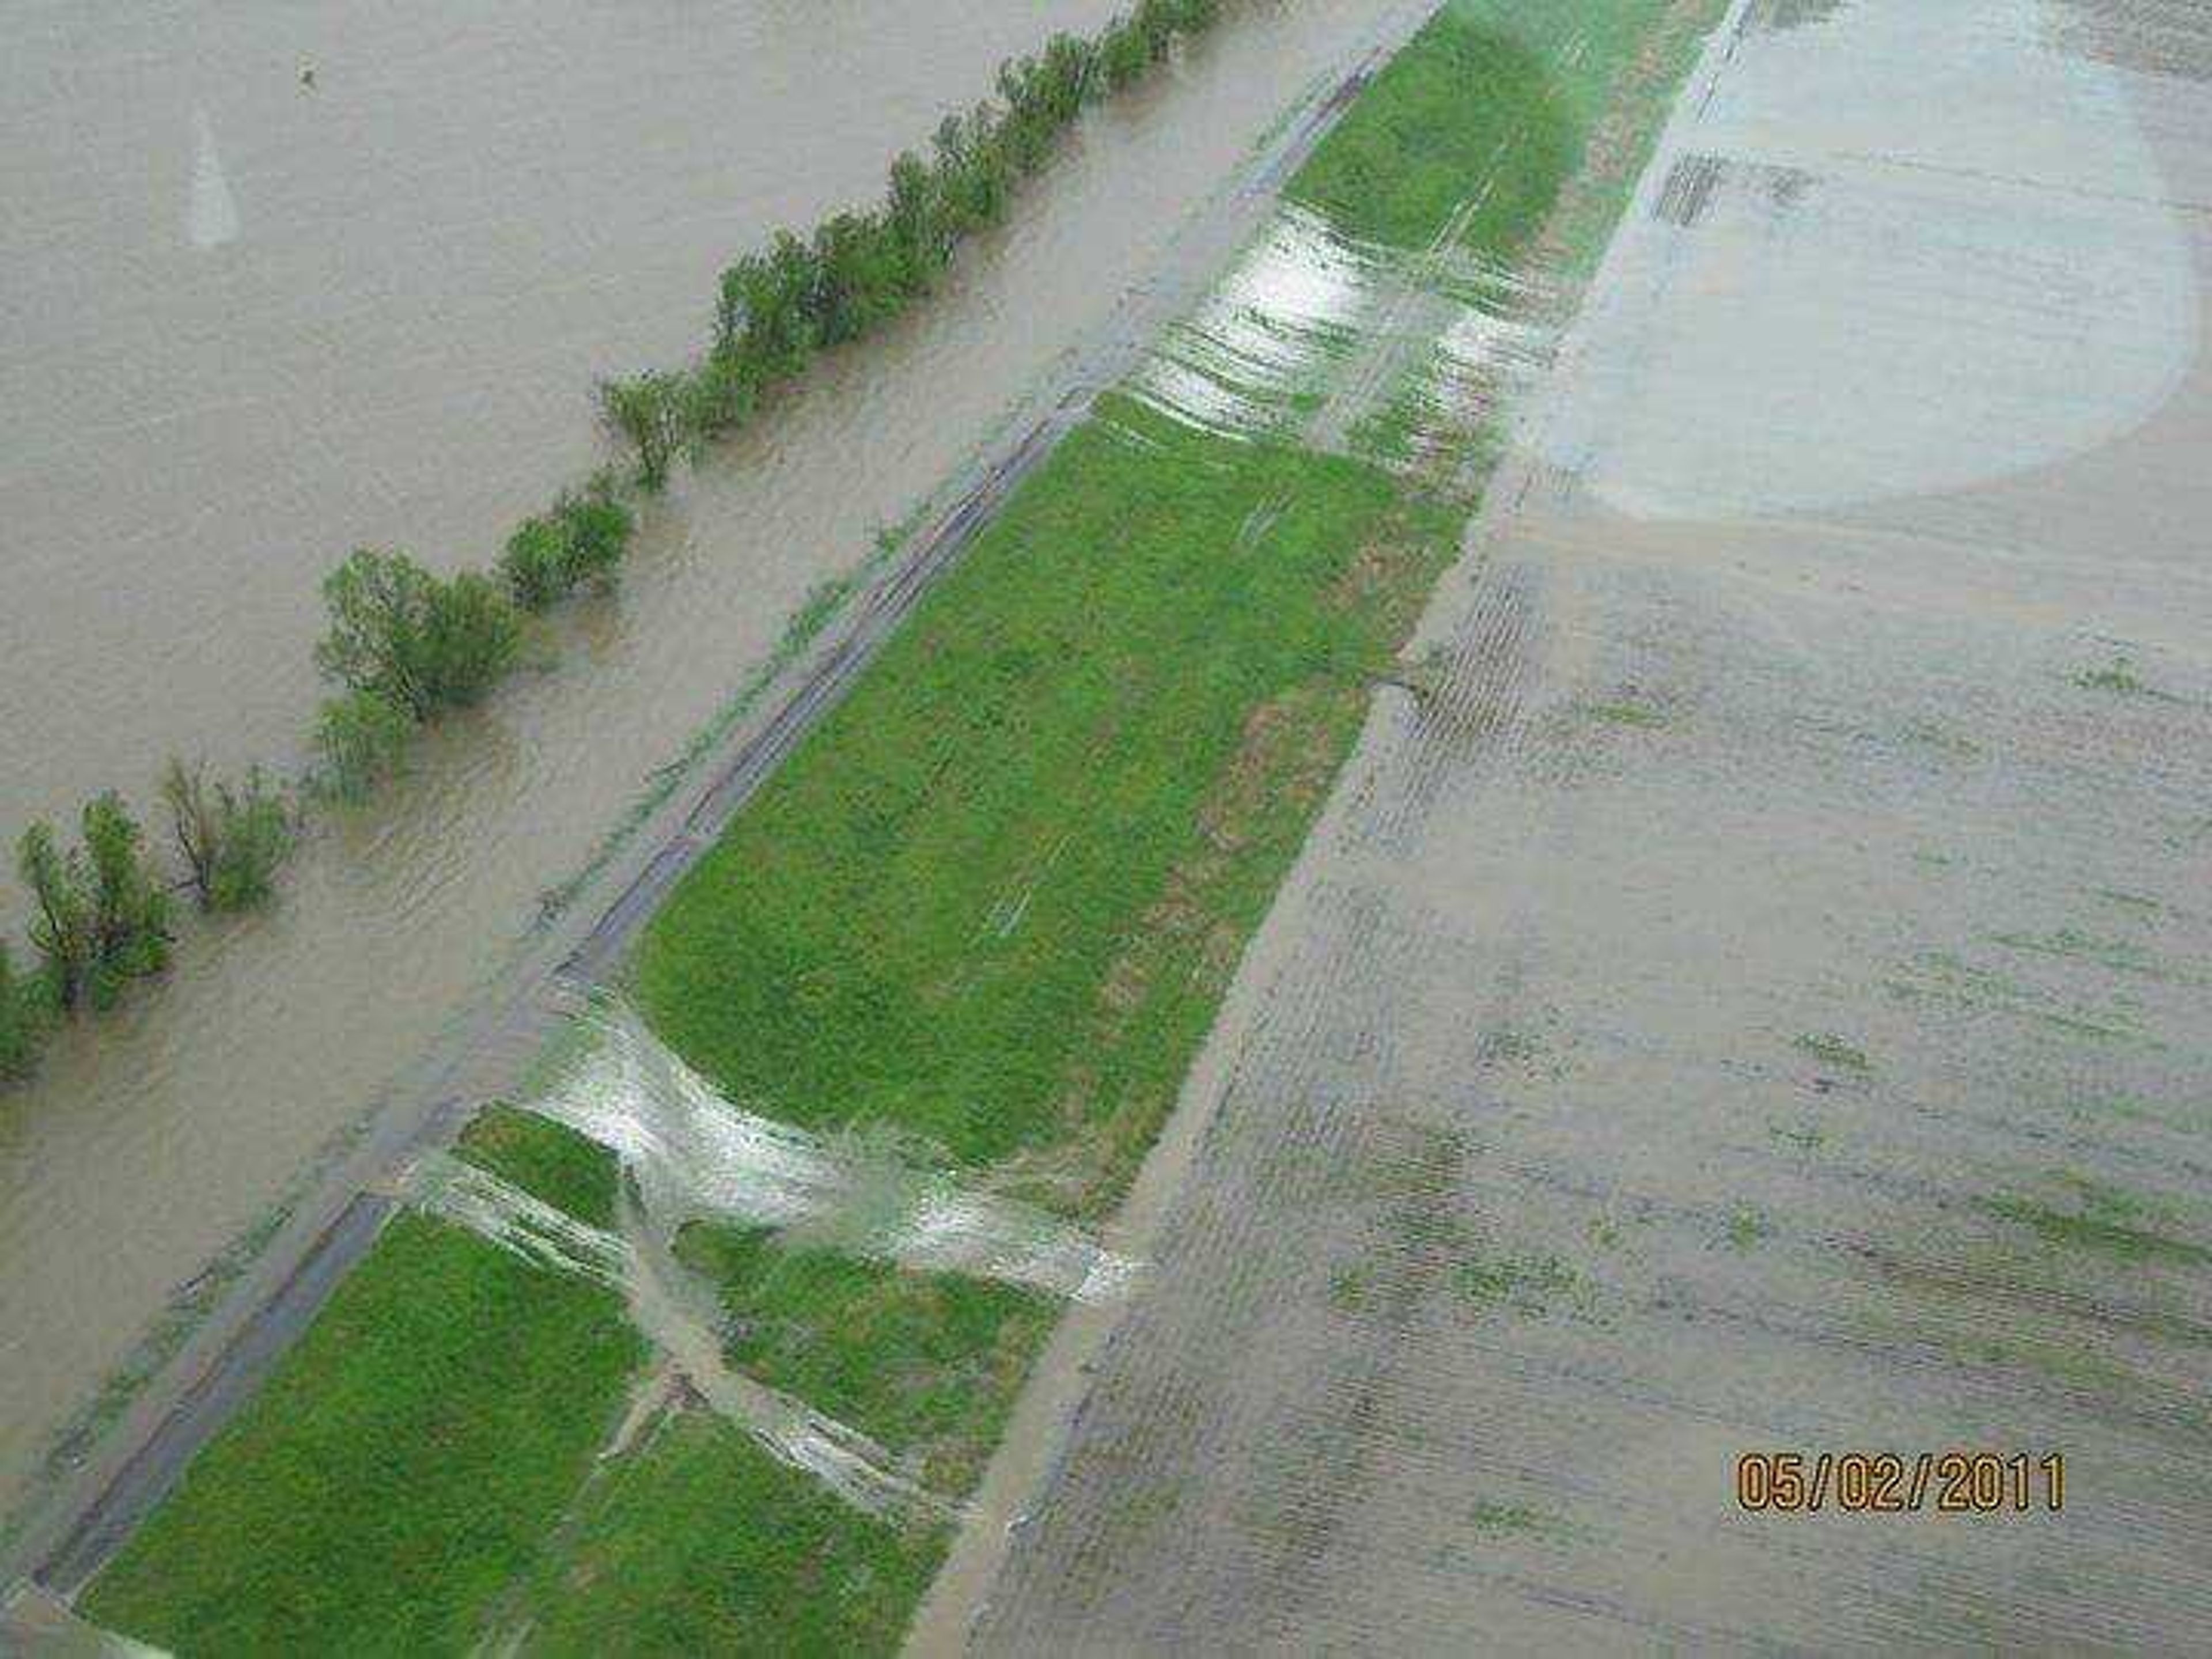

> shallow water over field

[{"left": 0, "top": 0, "right": 1410, "bottom": 1522}]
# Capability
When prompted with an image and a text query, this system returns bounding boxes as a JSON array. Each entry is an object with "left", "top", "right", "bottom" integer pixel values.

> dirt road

[{"left": 961, "top": 1, "right": 2212, "bottom": 1647}]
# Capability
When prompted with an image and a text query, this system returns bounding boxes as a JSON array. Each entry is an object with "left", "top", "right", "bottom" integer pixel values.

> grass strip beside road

[
  {"left": 86, "top": 1113, "right": 642, "bottom": 1653},
  {"left": 532, "top": 400, "right": 1459, "bottom": 1653}
]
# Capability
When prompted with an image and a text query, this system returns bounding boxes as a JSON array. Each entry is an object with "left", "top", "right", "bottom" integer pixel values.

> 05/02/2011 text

[{"left": 1735, "top": 1451, "right": 2065, "bottom": 1515}]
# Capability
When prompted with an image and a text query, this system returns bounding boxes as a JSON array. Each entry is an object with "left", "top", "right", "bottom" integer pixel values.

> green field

[
  {"left": 82, "top": 5, "right": 1718, "bottom": 1650},
  {"left": 1292, "top": 0, "right": 1688, "bottom": 272},
  {"left": 86, "top": 1112, "right": 644, "bottom": 1653}
]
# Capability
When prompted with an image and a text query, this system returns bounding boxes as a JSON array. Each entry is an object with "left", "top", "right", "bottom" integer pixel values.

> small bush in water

[
  {"left": 0, "top": 940, "right": 48, "bottom": 1080},
  {"left": 598, "top": 371, "right": 699, "bottom": 492},
  {"left": 315, "top": 689, "right": 414, "bottom": 802},
  {"left": 501, "top": 479, "right": 635, "bottom": 611},
  {"left": 81, "top": 791, "right": 172, "bottom": 1003},
  {"left": 161, "top": 757, "right": 293, "bottom": 912},
  {"left": 315, "top": 548, "right": 521, "bottom": 719},
  {"left": 18, "top": 796, "right": 171, "bottom": 1014}
]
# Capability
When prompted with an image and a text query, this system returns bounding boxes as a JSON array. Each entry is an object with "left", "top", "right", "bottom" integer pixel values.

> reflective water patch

[
  {"left": 185, "top": 110, "right": 238, "bottom": 249},
  {"left": 533, "top": 1005, "right": 1137, "bottom": 1305},
  {"left": 393, "top": 1150, "right": 942, "bottom": 1522},
  {"left": 1129, "top": 204, "right": 1384, "bottom": 441},
  {"left": 1128, "top": 198, "right": 1563, "bottom": 474}
]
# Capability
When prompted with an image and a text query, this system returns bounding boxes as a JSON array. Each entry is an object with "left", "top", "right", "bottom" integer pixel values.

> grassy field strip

[{"left": 82, "top": 4, "right": 1711, "bottom": 1651}]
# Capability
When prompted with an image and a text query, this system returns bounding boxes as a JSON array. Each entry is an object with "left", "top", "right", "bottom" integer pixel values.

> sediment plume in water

[
  {"left": 393, "top": 1152, "right": 941, "bottom": 1522},
  {"left": 531, "top": 1005, "right": 1137, "bottom": 1305}
]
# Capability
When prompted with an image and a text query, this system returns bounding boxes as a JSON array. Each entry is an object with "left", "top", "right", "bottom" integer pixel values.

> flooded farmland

[
  {"left": 969, "top": 0, "right": 2212, "bottom": 1648},
  {"left": 0, "top": 0, "right": 1413, "bottom": 1524}
]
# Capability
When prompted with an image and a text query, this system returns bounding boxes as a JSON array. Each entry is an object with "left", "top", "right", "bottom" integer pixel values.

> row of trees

[
  {"left": 307, "top": 0, "right": 1234, "bottom": 797},
  {"left": 0, "top": 772, "right": 295, "bottom": 1082},
  {"left": 0, "top": 1, "right": 1241, "bottom": 1086},
  {"left": 310, "top": 479, "right": 638, "bottom": 796},
  {"left": 1, "top": 392, "right": 645, "bottom": 1083},
  {"left": 598, "top": 0, "right": 1234, "bottom": 489}
]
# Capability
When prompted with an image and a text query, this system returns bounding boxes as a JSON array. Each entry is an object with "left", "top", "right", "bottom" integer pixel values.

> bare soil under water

[{"left": 968, "top": 0, "right": 2212, "bottom": 1648}]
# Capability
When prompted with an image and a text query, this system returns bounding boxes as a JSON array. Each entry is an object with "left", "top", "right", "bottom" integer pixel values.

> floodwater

[
  {"left": 972, "top": 0, "right": 2212, "bottom": 1649},
  {"left": 534, "top": 1006, "right": 1135, "bottom": 1305},
  {"left": 0, "top": 0, "right": 1413, "bottom": 1523},
  {"left": 393, "top": 1003, "right": 1138, "bottom": 1529}
]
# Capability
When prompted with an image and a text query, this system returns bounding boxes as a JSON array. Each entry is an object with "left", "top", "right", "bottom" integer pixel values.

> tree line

[
  {"left": 0, "top": 0, "right": 1238, "bottom": 1088},
  {"left": 603, "top": 0, "right": 1228, "bottom": 491}
]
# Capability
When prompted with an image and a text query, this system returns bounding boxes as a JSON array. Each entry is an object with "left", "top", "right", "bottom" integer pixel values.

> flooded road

[{"left": 0, "top": 0, "right": 1412, "bottom": 1523}]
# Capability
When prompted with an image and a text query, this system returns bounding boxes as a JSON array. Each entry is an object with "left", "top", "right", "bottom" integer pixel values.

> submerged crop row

[
  {"left": 0, "top": 1, "right": 1253, "bottom": 1092},
  {"left": 74, "top": 3, "right": 1721, "bottom": 1651}
]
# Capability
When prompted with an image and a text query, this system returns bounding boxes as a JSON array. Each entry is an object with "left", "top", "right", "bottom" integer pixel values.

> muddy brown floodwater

[{"left": 0, "top": 0, "right": 1416, "bottom": 1527}]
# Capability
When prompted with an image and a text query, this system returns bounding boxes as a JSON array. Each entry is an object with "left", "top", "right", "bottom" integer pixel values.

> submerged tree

[
  {"left": 315, "top": 548, "right": 440, "bottom": 718},
  {"left": 418, "top": 571, "right": 520, "bottom": 709},
  {"left": 315, "top": 689, "right": 413, "bottom": 802},
  {"left": 1099, "top": 17, "right": 1151, "bottom": 87},
  {"left": 597, "top": 370, "right": 699, "bottom": 491},
  {"left": 716, "top": 231, "right": 821, "bottom": 377},
  {"left": 161, "top": 757, "right": 292, "bottom": 912},
  {"left": 499, "top": 479, "right": 635, "bottom": 611},
  {"left": 556, "top": 480, "right": 634, "bottom": 592},
  {"left": 933, "top": 107, "right": 1014, "bottom": 233},
  {"left": 691, "top": 348, "right": 762, "bottom": 437},
  {"left": 17, "top": 822, "right": 96, "bottom": 1011},
  {"left": 315, "top": 548, "right": 519, "bottom": 720},
  {"left": 81, "top": 791, "right": 171, "bottom": 1002},
  {"left": 885, "top": 150, "right": 950, "bottom": 291},
  {"left": 0, "top": 939, "right": 44, "bottom": 1080},
  {"left": 809, "top": 211, "right": 908, "bottom": 346},
  {"left": 19, "top": 798, "right": 170, "bottom": 1013},
  {"left": 498, "top": 515, "right": 571, "bottom": 612}
]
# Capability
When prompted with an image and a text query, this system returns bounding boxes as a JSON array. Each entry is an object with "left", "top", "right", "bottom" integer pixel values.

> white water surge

[
  {"left": 532, "top": 1006, "right": 1138, "bottom": 1305},
  {"left": 395, "top": 1150, "right": 942, "bottom": 1521},
  {"left": 388, "top": 1002, "right": 1138, "bottom": 1519},
  {"left": 1126, "top": 195, "right": 1562, "bottom": 463}
]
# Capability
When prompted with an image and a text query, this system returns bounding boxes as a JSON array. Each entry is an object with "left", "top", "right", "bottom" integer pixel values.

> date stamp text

[{"left": 1736, "top": 1451, "right": 2065, "bottom": 1514}]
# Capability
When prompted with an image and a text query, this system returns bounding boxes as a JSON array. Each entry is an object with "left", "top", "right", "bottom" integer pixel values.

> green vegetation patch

[
  {"left": 1794, "top": 1031, "right": 1872, "bottom": 1073},
  {"left": 1456, "top": 1249, "right": 1593, "bottom": 1315},
  {"left": 1584, "top": 698, "right": 1668, "bottom": 729},
  {"left": 1983, "top": 1178, "right": 2211, "bottom": 1270},
  {"left": 2074, "top": 656, "right": 2156, "bottom": 697},
  {"left": 1725, "top": 1205, "right": 1775, "bottom": 1252},
  {"left": 85, "top": 1112, "right": 641, "bottom": 1653},
  {"left": 634, "top": 396, "right": 1452, "bottom": 1170},
  {"left": 1291, "top": 0, "right": 1706, "bottom": 270},
  {"left": 507, "top": 1415, "right": 942, "bottom": 1658},
  {"left": 1291, "top": 5, "right": 1573, "bottom": 253}
]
